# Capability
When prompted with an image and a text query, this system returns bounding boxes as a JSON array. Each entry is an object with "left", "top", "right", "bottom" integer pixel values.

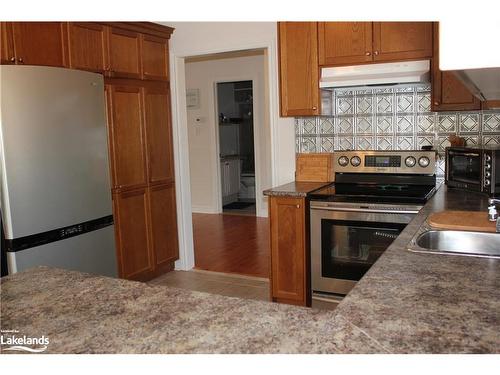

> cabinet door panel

[
  {"left": 1, "top": 22, "right": 14, "bottom": 64},
  {"left": 142, "top": 35, "right": 169, "bottom": 81},
  {"left": 144, "top": 87, "right": 174, "bottom": 183},
  {"left": 11, "top": 22, "right": 67, "bottom": 67},
  {"left": 68, "top": 22, "right": 107, "bottom": 73},
  {"left": 278, "top": 22, "right": 319, "bottom": 117},
  {"left": 108, "top": 27, "right": 142, "bottom": 79},
  {"left": 373, "top": 22, "right": 433, "bottom": 61},
  {"left": 107, "top": 85, "right": 147, "bottom": 189},
  {"left": 270, "top": 197, "right": 306, "bottom": 305},
  {"left": 149, "top": 184, "right": 179, "bottom": 267},
  {"left": 318, "top": 22, "right": 373, "bottom": 66},
  {"left": 431, "top": 23, "right": 480, "bottom": 111},
  {"left": 114, "top": 189, "right": 153, "bottom": 279}
]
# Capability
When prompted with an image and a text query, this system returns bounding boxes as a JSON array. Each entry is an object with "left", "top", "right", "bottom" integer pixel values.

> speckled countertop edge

[{"left": 263, "top": 181, "right": 331, "bottom": 197}]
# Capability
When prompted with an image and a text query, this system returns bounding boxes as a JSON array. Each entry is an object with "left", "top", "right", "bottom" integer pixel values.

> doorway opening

[
  {"left": 217, "top": 80, "right": 256, "bottom": 216},
  {"left": 184, "top": 48, "right": 270, "bottom": 279}
]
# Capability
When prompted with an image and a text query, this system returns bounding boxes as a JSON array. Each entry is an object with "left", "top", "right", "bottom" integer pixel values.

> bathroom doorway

[{"left": 217, "top": 80, "right": 256, "bottom": 216}]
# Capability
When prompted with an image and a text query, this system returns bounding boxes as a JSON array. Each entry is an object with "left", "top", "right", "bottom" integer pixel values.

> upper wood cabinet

[
  {"left": 113, "top": 188, "right": 154, "bottom": 281},
  {"left": 269, "top": 196, "right": 309, "bottom": 306},
  {"left": 1, "top": 23, "right": 13, "bottom": 64},
  {"left": 372, "top": 22, "right": 433, "bottom": 62},
  {"left": 108, "top": 27, "right": 142, "bottom": 79},
  {"left": 317, "top": 22, "right": 433, "bottom": 66},
  {"left": 141, "top": 35, "right": 169, "bottom": 81},
  {"left": 67, "top": 22, "right": 108, "bottom": 73},
  {"left": 431, "top": 23, "right": 480, "bottom": 111},
  {"left": 2, "top": 22, "right": 68, "bottom": 67},
  {"left": 318, "top": 22, "right": 373, "bottom": 66},
  {"left": 106, "top": 84, "right": 148, "bottom": 190},
  {"left": 278, "top": 22, "right": 319, "bottom": 117},
  {"left": 143, "top": 86, "right": 175, "bottom": 184}
]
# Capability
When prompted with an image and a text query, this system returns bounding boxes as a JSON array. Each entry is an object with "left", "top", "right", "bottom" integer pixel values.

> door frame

[
  {"left": 213, "top": 78, "right": 260, "bottom": 215},
  {"left": 170, "top": 42, "right": 279, "bottom": 271}
]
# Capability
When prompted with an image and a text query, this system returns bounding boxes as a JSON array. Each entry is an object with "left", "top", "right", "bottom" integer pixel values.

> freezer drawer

[{"left": 7, "top": 225, "right": 117, "bottom": 277}]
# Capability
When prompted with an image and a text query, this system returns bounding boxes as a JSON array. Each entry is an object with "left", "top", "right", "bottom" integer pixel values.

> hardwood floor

[{"left": 192, "top": 213, "right": 269, "bottom": 278}]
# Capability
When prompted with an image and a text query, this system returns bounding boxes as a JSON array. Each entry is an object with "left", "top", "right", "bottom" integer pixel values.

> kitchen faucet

[{"left": 487, "top": 198, "right": 500, "bottom": 232}]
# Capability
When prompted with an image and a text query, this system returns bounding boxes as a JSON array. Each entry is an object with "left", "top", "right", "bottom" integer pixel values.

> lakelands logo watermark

[{"left": 1, "top": 329, "right": 49, "bottom": 353}]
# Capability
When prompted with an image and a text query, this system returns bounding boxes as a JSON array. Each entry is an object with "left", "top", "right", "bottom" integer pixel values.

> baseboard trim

[{"left": 191, "top": 205, "right": 219, "bottom": 214}]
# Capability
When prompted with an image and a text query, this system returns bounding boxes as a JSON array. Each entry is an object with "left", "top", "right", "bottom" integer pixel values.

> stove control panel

[{"left": 335, "top": 150, "right": 436, "bottom": 174}]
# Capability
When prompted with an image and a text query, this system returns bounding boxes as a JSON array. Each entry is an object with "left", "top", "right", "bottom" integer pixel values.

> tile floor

[{"left": 149, "top": 270, "right": 338, "bottom": 311}]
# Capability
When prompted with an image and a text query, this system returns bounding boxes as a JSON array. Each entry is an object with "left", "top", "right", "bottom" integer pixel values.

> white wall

[
  {"left": 163, "top": 22, "right": 295, "bottom": 271},
  {"left": 166, "top": 22, "right": 296, "bottom": 184},
  {"left": 185, "top": 54, "right": 270, "bottom": 215}
]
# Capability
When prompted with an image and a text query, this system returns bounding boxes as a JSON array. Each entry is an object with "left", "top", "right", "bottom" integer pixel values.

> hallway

[{"left": 192, "top": 213, "right": 269, "bottom": 278}]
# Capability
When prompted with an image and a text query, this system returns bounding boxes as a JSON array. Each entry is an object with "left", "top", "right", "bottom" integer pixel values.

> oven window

[
  {"left": 321, "top": 219, "right": 406, "bottom": 281},
  {"left": 448, "top": 153, "right": 481, "bottom": 184}
]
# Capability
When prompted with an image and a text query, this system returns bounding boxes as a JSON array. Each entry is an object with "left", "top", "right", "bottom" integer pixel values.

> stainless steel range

[{"left": 309, "top": 150, "right": 437, "bottom": 299}]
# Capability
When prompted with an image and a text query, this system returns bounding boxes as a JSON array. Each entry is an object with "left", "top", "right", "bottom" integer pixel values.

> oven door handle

[
  {"left": 311, "top": 206, "right": 420, "bottom": 214},
  {"left": 448, "top": 151, "right": 480, "bottom": 157}
]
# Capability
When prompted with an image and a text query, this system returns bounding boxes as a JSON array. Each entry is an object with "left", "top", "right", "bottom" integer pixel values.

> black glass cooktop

[{"left": 309, "top": 182, "right": 436, "bottom": 204}]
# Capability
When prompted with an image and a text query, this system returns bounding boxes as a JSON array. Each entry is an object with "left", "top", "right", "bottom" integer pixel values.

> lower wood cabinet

[
  {"left": 113, "top": 184, "right": 178, "bottom": 281},
  {"left": 269, "top": 196, "right": 310, "bottom": 306},
  {"left": 148, "top": 183, "right": 179, "bottom": 271},
  {"left": 113, "top": 188, "right": 154, "bottom": 280}
]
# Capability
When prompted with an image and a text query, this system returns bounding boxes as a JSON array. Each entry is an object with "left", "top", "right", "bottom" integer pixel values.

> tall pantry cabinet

[{"left": 1, "top": 22, "right": 178, "bottom": 281}]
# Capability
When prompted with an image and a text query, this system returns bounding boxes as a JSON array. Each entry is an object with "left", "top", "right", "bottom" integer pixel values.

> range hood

[{"left": 320, "top": 60, "right": 430, "bottom": 88}]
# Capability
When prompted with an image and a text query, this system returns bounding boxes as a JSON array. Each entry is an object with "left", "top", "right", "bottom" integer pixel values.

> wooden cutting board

[
  {"left": 295, "top": 153, "right": 335, "bottom": 182},
  {"left": 427, "top": 210, "right": 497, "bottom": 233}
]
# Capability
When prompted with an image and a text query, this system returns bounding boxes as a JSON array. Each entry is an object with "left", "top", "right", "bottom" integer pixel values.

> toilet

[{"left": 239, "top": 173, "right": 255, "bottom": 200}]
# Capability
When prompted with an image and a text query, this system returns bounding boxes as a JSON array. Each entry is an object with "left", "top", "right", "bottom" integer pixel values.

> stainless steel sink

[{"left": 409, "top": 230, "right": 500, "bottom": 258}]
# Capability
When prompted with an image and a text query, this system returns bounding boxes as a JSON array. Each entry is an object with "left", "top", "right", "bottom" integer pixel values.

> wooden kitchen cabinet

[
  {"left": 278, "top": 22, "right": 319, "bottom": 117},
  {"left": 148, "top": 183, "right": 179, "bottom": 271},
  {"left": 318, "top": 22, "right": 373, "bottom": 66},
  {"left": 431, "top": 23, "right": 481, "bottom": 111},
  {"left": 106, "top": 84, "right": 148, "bottom": 190},
  {"left": 107, "top": 27, "right": 142, "bottom": 79},
  {"left": 2, "top": 22, "right": 68, "bottom": 67},
  {"left": 143, "top": 86, "right": 175, "bottom": 183},
  {"left": 1, "top": 23, "right": 13, "bottom": 64},
  {"left": 113, "top": 188, "right": 154, "bottom": 280},
  {"left": 317, "top": 22, "right": 432, "bottom": 66},
  {"left": 67, "top": 22, "right": 108, "bottom": 73},
  {"left": 269, "top": 196, "right": 309, "bottom": 306},
  {"left": 141, "top": 35, "right": 169, "bottom": 81},
  {"left": 372, "top": 22, "right": 433, "bottom": 62}
]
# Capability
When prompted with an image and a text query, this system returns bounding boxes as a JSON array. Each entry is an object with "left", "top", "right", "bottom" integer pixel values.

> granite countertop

[
  {"left": 332, "top": 185, "right": 500, "bottom": 353},
  {"left": 1, "top": 185, "right": 499, "bottom": 353},
  {"left": 263, "top": 181, "right": 330, "bottom": 197},
  {"left": 0, "top": 266, "right": 383, "bottom": 354}
]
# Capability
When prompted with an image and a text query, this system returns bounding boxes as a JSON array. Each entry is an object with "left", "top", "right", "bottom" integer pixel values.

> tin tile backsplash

[{"left": 295, "top": 84, "right": 500, "bottom": 177}]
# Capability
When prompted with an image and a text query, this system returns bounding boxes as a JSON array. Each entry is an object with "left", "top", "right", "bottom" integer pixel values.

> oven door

[
  {"left": 446, "top": 149, "right": 482, "bottom": 190},
  {"left": 311, "top": 207, "right": 414, "bottom": 296}
]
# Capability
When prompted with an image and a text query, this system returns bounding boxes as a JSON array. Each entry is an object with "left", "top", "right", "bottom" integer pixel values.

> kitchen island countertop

[{"left": 1, "top": 186, "right": 499, "bottom": 353}]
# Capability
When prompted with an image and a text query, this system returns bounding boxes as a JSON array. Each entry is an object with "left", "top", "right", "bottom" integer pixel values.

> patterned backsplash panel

[{"left": 295, "top": 84, "right": 500, "bottom": 177}]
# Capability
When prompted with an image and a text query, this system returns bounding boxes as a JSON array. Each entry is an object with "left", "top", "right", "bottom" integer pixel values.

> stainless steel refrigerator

[{"left": 1, "top": 65, "right": 117, "bottom": 277}]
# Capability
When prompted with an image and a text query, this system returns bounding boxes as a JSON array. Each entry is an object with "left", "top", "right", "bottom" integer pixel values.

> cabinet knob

[
  {"left": 18, "top": 57, "right": 24, "bottom": 63},
  {"left": 312, "top": 106, "right": 317, "bottom": 110},
  {"left": 365, "top": 51, "right": 371, "bottom": 56},
  {"left": 434, "top": 101, "right": 440, "bottom": 106},
  {"left": 374, "top": 51, "right": 379, "bottom": 56},
  {"left": 296, "top": 204, "right": 300, "bottom": 209},
  {"left": 10, "top": 57, "right": 16, "bottom": 62}
]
